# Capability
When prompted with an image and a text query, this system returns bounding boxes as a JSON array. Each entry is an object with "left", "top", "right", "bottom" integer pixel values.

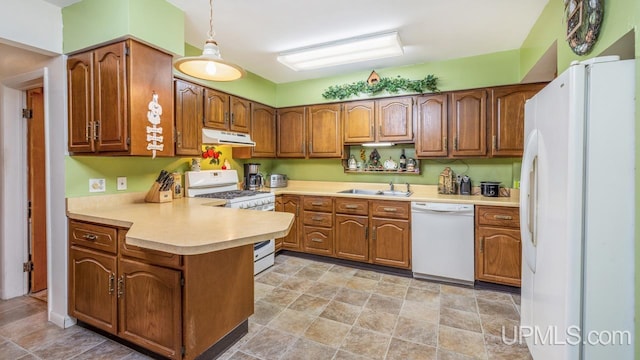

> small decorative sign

[{"left": 146, "top": 92, "right": 164, "bottom": 158}]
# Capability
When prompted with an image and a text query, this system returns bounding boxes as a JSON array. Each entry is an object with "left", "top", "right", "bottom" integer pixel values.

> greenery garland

[{"left": 322, "top": 75, "right": 438, "bottom": 100}]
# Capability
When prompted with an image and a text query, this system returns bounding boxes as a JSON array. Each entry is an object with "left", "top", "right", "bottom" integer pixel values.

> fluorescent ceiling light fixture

[
  {"left": 277, "top": 32, "right": 403, "bottom": 71},
  {"left": 173, "top": 0, "right": 245, "bottom": 81},
  {"left": 362, "top": 142, "right": 395, "bottom": 147}
]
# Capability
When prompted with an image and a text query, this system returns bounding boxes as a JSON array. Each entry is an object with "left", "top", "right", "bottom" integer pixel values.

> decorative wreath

[
  {"left": 322, "top": 75, "right": 438, "bottom": 100},
  {"left": 565, "top": 0, "right": 604, "bottom": 56}
]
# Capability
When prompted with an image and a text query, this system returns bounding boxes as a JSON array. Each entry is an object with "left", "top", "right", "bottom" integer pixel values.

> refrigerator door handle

[{"left": 520, "top": 129, "right": 538, "bottom": 273}]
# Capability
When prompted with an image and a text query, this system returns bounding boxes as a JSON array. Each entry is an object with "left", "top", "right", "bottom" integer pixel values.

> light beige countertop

[
  {"left": 267, "top": 180, "right": 519, "bottom": 207},
  {"left": 66, "top": 192, "right": 294, "bottom": 255}
]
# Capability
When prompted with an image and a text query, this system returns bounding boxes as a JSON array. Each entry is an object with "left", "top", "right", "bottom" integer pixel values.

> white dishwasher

[{"left": 411, "top": 202, "right": 475, "bottom": 285}]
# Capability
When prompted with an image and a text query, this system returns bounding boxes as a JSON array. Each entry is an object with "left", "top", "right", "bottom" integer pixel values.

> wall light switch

[
  {"left": 89, "top": 178, "right": 106, "bottom": 192},
  {"left": 117, "top": 177, "right": 127, "bottom": 191}
]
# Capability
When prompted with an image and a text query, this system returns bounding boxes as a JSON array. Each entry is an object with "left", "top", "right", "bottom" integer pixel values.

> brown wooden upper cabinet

[
  {"left": 343, "top": 97, "right": 414, "bottom": 144},
  {"left": 415, "top": 94, "right": 448, "bottom": 157},
  {"left": 67, "top": 39, "right": 174, "bottom": 156},
  {"left": 174, "top": 79, "right": 203, "bottom": 156},
  {"left": 277, "top": 106, "right": 306, "bottom": 158},
  {"left": 277, "top": 105, "right": 343, "bottom": 158},
  {"left": 249, "top": 103, "right": 277, "bottom": 158},
  {"left": 450, "top": 89, "right": 487, "bottom": 157},
  {"left": 203, "top": 89, "right": 250, "bottom": 133},
  {"left": 490, "top": 84, "right": 545, "bottom": 157},
  {"left": 307, "top": 104, "right": 343, "bottom": 158}
]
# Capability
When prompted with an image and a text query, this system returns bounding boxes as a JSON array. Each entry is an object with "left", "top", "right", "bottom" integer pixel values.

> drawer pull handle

[
  {"left": 83, "top": 234, "right": 98, "bottom": 241},
  {"left": 494, "top": 215, "right": 513, "bottom": 220},
  {"left": 383, "top": 207, "right": 398, "bottom": 212},
  {"left": 311, "top": 217, "right": 324, "bottom": 221},
  {"left": 311, "top": 238, "right": 323, "bottom": 243},
  {"left": 344, "top": 204, "right": 359, "bottom": 209},
  {"left": 311, "top": 202, "right": 324, "bottom": 206}
]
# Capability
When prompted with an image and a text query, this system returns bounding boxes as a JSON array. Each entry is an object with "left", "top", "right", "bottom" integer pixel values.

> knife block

[{"left": 145, "top": 182, "right": 173, "bottom": 203}]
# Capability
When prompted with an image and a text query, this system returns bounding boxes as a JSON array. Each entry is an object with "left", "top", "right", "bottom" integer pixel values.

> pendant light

[{"left": 174, "top": 0, "right": 245, "bottom": 81}]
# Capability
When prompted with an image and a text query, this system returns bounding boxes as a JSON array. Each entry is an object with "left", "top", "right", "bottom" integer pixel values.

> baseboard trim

[{"left": 49, "top": 311, "right": 76, "bottom": 329}]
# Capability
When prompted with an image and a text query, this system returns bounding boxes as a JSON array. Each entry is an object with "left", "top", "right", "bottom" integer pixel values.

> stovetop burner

[{"left": 195, "top": 190, "right": 268, "bottom": 200}]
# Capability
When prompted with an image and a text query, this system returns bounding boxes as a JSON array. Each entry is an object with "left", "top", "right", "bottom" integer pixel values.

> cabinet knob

[
  {"left": 108, "top": 273, "right": 115, "bottom": 295},
  {"left": 117, "top": 275, "right": 124, "bottom": 298},
  {"left": 372, "top": 226, "right": 377, "bottom": 240},
  {"left": 492, "top": 135, "right": 497, "bottom": 151},
  {"left": 443, "top": 136, "right": 447, "bottom": 151}
]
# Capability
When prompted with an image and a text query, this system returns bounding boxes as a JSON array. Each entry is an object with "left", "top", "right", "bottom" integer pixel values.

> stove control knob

[{"left": 249, "top": 201, "right": 256, "bottom": 207}]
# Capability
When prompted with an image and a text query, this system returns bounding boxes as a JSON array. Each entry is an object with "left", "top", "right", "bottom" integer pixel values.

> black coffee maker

[{"left": 243, "top": 163, "right": 263, "bottom": 190}]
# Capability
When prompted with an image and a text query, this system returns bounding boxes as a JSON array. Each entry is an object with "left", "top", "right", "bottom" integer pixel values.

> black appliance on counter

[{"left": 243, "top": 163, "right": 263, "bottom": 190}]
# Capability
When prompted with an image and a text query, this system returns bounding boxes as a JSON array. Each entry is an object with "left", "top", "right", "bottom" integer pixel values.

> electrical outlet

[
  {"left": 89, "top": 178, "right": 106, "bottom": 192},
  {"left": 117, "top": 177, "right": 127, "bottom": 191}
]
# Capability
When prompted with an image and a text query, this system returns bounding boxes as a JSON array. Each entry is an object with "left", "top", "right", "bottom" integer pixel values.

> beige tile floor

[{"left": 0, "top": 254, "right": 531, "bottom": 360}]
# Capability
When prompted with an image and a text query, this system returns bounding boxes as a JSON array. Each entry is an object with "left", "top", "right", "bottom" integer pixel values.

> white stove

[{"left": 185, "top": 170, "right": 276, "bottom": 274}]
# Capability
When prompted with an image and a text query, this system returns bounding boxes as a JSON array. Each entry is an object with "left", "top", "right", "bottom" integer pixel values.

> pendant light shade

[{"left": 173, "top": 0, "right": 245, "bottom": 81}]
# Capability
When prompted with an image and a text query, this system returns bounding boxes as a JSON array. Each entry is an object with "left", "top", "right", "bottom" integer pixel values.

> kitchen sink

[{"left": 337, "top": 189, "right": 412, "bottom": 197}]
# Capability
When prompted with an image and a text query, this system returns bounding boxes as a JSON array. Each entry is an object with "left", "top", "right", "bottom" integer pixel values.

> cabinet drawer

[
  {"left": 69, "top": 220, "right": 118, "bottom": 254},
  {"left": 303, "top": 226, "right": 334, "bottom": 256},
  {"left": 118, "top": 232, "right": 182, "bottom": 269},
  {"left": 370, "top": 200, "right": 410, "bottom": 220},
  {"left": 335, "top": 198, "right": 369, "bottom": 215},
  {"left": 303, "top": 211, "right": 333, "bottom": 227},
  {"left": 303, "top": 196, "right": 333, "bottom": 212},
  {"left": 477, "top": 206, "right": 520, "bottom": 228}
]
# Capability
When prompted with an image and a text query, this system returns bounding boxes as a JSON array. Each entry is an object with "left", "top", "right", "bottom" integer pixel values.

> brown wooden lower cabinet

[
  {"left": 335, "top": 214, "right": 369, "bottom": 262},
  {"left": 371, "top": 217, "right": 410, "bottom": 268},
  {"left": 279, "top": 195, "right": 301, "bottom": 251},
  {"left": 68, "top": 219, "right": 254, "bottom": 359},
  {"left": 302, "top": 226, "right": 334, "bottom": 256},
  {"left": 475, "top": 206, "right": 521, "bottom": 286}
]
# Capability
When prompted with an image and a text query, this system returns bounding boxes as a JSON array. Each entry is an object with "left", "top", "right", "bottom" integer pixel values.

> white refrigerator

[{"left": 520, "top": 57, "right": 635, "bottom": 359}]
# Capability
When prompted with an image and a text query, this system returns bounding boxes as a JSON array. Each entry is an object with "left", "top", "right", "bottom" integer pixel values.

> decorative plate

[
  {"left": 565, "top": 0, "right": 604, "bottom": 56},
  {"left": 383, "top": 158, "right": 398, "bottom": 170}
]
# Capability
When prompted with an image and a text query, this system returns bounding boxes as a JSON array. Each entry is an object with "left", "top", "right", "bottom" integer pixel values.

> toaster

[{"left": 264, "top": 174, "right": 288, "bottom": 188}]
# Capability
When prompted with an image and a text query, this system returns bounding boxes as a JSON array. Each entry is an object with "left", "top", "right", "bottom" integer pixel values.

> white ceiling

[{"left": 33, "top": 0, "right": 549, "bottom": 84}]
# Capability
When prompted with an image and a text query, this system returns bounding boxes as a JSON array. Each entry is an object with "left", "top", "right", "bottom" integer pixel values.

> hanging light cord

[{"left": 208, "top": 0, "right": 215, "bottom": 40}]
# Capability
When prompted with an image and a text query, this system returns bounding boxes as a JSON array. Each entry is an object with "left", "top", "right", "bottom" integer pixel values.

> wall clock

[{"left": 565, "top": 0, "right": 605, "bottom": 55}]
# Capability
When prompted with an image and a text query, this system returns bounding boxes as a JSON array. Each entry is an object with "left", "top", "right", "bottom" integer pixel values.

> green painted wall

[
  {"left": 62, "top": 0, "right": 184, "bottom": 55},
  {"left": 276, "top": 50, "right": 522, "bottom": 107}
]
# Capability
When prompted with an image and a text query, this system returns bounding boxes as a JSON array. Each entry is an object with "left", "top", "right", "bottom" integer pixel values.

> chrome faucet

[
  {"left": 406, "top": 182, "right": 411, "bottom": 193},
  {"left": 389, "top": 181, "right": 394, "bottom": 191}
]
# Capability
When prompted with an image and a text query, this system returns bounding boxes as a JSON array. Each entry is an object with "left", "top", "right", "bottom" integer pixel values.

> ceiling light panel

[{"left": 277, "top": 32, "right": 403, "bottom": 71}]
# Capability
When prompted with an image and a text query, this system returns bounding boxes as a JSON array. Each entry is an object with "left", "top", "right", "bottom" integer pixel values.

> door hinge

[
  {"left": 28, "top": 201, "right": 32, "bottom": 219},
  {"left": 180, "top": 277, "right": 185, "bottom": 287},
  {"left": 22, "top": 108, "right": 33, "bottom": 119},
  {"left": 181, "top": 346, "right": 186, "bottom": 356},
  {"left": 126, "top": 137, "right": 131, "bottom": 145},
  {"left": 125, "top": 45, "right": 130, "bottom": 56},
  {"left": 23, "top": 260, "right": 34, "bottom": 272}
]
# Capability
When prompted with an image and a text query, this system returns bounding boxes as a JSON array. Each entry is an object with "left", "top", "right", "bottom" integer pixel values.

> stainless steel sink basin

[
  {"left": 337, "top": 189, "right": 412, "bottom": 197},
  {"left": 337, "top": 189, "right": 382, "bottom": 195},
  {"left": 379, "top": 190, "right": 413, "bottom": 197}
]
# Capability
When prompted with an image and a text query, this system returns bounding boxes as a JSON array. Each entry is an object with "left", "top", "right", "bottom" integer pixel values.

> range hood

[{"left": 202, "top": 128, "right": 255, "bottom": 147}]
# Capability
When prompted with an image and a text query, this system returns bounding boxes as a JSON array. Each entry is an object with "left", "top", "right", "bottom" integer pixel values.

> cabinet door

[
  {"left": 93, "top": 42, "right": 128, "bottom": 152},
  {"left": 230, "top": 96, "right": 251, "bottom": 133},
  {"left": 343, "top": 101, "right": 375, "bottom": 143},
  {"left": 303, "top": 226, "right": 334, "bottom": 256},
  {"left": 174, "top": 80, "right": 203, "bottom": 156},
  {"left": 118, "top": 258, "right": 182, "bottom": 359},
  {"left": 250, "top": 103, "right": 276, "bottom": 158},
  {"left": 376, "top": 97, "right": 414, "bottom": 142},
  {"left": 415, "top": 94, "right": 448, "bottom": 157},
  {"left": 275, "top": 196, "right": 283, "bottom": 251},
  {"left": 335, "top": 214, "right": 369, "bottom": 262},
  {"left": 371, "top": 218, "right": 410, "bottom": 269},
  {"left": 69, "top": 245, "right": 117, "bottom": 334},
  {"left": 450, "top": 90, "right": 487, "bottom": 157},
  {"left": 280, "top": 195, "right": 301, "bottom": 250},
  {"left": 277, "top": 107, "right": 306, "bottom": 158},
  {"left": 476, "top": 226, "right": 521, "bottom": 286},
  {"left": 67, "top": 52, "right": 94, "bottom": 153},
  {"left": 490, "top": 84, "right": 544, "bottom": 157},
  {"left": 204, "top": 88, "right": 229, "bottom": 130},
  {"left": 307, "top": 104, "right": 343, "bottom": 157}
]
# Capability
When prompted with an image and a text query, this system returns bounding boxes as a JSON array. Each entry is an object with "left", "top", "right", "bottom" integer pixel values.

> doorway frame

[{"left": 1, "top": 60, "right": 72, "bottom": 328}]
